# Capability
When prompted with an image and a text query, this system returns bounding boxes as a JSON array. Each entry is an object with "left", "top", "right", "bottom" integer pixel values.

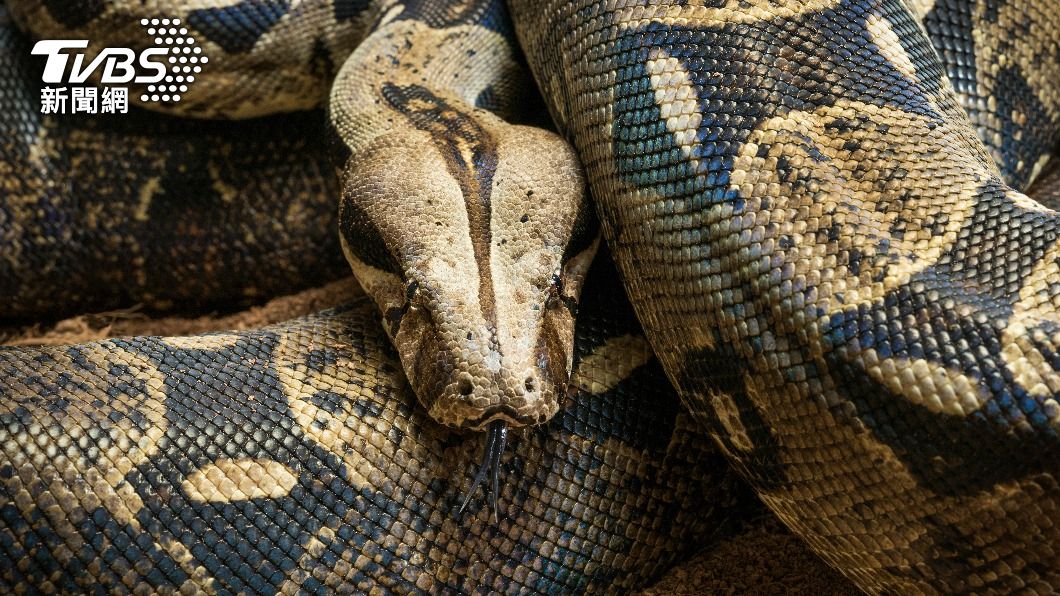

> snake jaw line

[{"left": 458, "top": 419, "right": 509, "bottom": 523}]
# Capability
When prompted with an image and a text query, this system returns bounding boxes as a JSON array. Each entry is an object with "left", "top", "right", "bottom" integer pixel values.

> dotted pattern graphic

[{"left": 138, "top": 17, "right": 208, "bottom": 104}]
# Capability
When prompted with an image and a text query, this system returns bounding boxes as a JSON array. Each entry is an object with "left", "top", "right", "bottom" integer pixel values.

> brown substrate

[
  {"left": 641, "top": 513, "right": 858, "bottom": 594},
  {"left": 0, "top": 277, "right": 363, "bottom": 345}
]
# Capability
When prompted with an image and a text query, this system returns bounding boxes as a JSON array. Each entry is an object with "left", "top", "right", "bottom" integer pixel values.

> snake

[
  {"left": 0, "top": 3, "right": 746, "bottom": 592},
  {"left": 1, "top": 0, "right": 1059, "bottom": 593}
]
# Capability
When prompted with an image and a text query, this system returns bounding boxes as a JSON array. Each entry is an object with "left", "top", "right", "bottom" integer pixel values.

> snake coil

[{"left": 2, "top": 0, "right": 1059, "bottom": 593}]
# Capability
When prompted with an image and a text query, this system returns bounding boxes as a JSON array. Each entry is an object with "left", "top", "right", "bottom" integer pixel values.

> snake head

[{"left": 337, "top": 93, "right": 597, "bottom": 432}]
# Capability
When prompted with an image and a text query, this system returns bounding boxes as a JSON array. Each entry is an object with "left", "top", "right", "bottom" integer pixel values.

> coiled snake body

[{"left": 1, "top": 0, "right": 1059, "bottom": 593}]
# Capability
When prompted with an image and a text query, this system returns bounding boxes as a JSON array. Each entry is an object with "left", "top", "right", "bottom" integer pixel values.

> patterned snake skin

[
  {"left": 2, "top": 0, "right": 1060, "bottom": 593},
  {"left": 509, "top": 0, "right": 1060, "bottom": 592},
  {"left": 1, "top": 251, "right": 744, "bottom": 593},
  {"left": 0, "top": 11, "right": 347, "bottom": 320},
  {"left": 0, "top": 2, "right": 746, "bottom": 592}
]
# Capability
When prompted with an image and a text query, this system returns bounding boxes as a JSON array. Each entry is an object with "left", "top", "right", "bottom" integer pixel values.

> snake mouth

[
  {"left": 457, "top": 420, "right": 509, "bottom": 522},
  {"left": 463, "top": 404, "right": 538, "bottom": 430}
]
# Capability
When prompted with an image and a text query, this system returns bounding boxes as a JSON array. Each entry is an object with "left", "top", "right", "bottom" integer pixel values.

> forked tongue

[{"left": 457, "top": 420, "right": 509, "bottom": 522}]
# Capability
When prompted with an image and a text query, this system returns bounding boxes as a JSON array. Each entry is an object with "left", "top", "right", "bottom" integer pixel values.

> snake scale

[{"left": 2, "top": 0, "right": 1059, "bottom": 593}]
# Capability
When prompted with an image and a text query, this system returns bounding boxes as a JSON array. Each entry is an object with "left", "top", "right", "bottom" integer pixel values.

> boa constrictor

[
  {"left": 3, "top": 0, "right": 1060, "bottom": 593},
  {"left": 0, "top": 3, "right": 748, "bottom": 593}
]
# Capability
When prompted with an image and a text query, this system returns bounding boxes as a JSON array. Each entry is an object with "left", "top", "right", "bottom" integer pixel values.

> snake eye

[
  {"left": 405, "top": 280, "right": 420, "bottom": 304},
  {"left": 384, "top": 281, "right": 420, "bottom": 339},
  {"left": 545, "top": 273, "right": 578, "bottom": 314}
]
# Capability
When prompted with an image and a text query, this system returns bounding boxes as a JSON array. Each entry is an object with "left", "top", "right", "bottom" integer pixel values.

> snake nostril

[
  {"left": 459, "top": 379, "right": 474, "bottom": 396},
  {"left": 524, "top": 376, "right": 536, "bottom": 392}
]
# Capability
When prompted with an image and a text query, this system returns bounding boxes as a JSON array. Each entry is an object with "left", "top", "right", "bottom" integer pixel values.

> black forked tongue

[{"left": 458, "top": 420, "right": 509, "bottom": 523}]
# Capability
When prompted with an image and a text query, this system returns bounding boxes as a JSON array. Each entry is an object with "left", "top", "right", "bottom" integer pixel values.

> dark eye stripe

[
  {"left": 381, "top": 82, "right": 502, "bottom": 351},
  {"left": 339, "top": 194, "right": 404, "bottom": 277},
  {"left": 384, "top": 306, "right": 404, "bottom": 337},
  {"left": 562, "top": 197, "right": 599, "bottom": 264}
]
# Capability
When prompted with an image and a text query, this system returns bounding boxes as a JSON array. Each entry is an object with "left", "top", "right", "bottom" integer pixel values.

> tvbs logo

[{"left": 31, "top": 18, "right": 207, "bottom": 115}]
